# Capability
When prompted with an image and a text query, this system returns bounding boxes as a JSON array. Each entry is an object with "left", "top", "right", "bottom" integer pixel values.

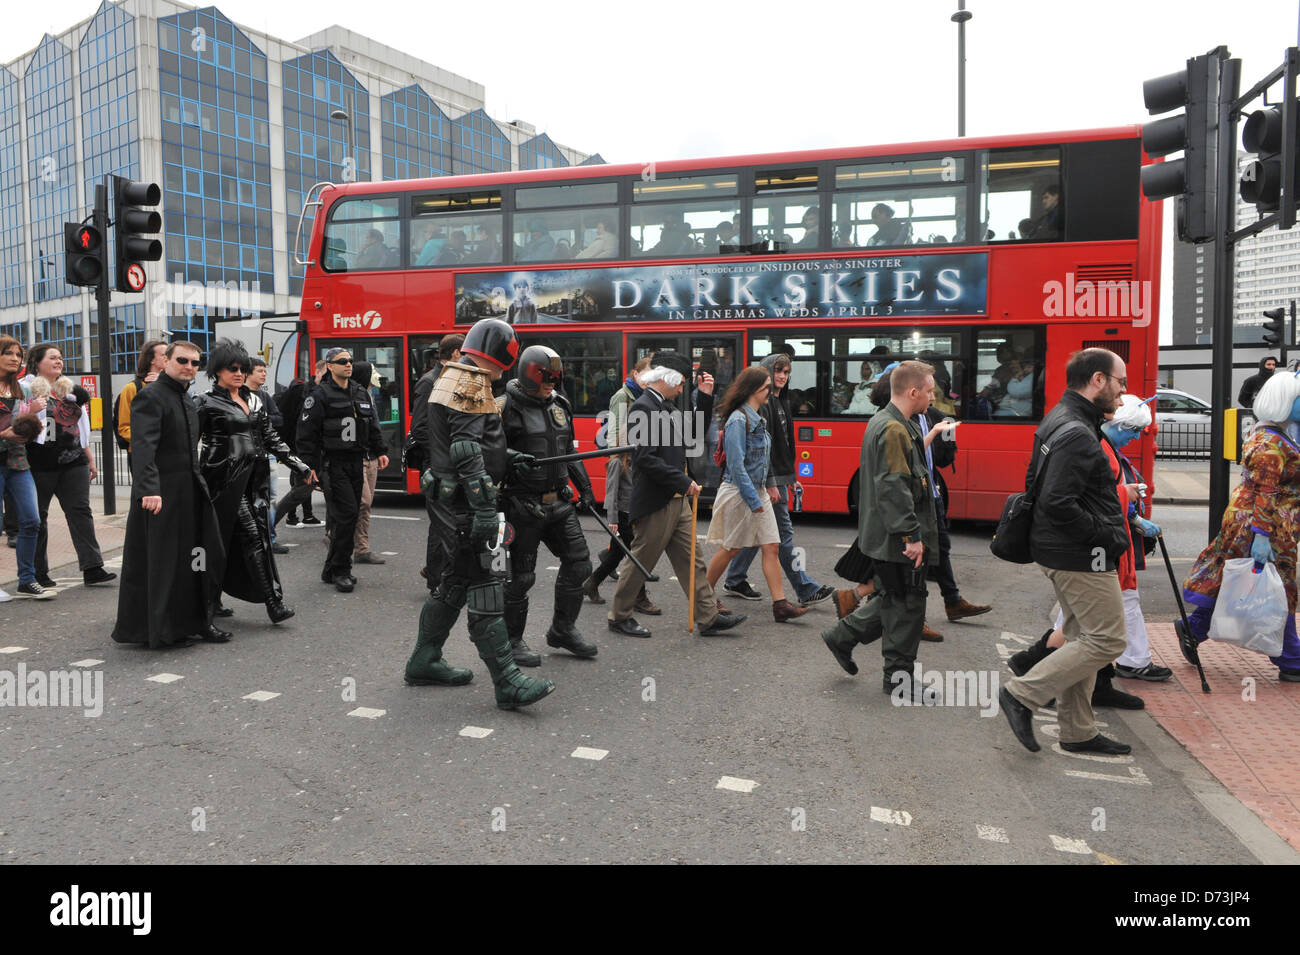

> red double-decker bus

[{"left": 292, "top": 126, "right": 1160, "bottom": 519}]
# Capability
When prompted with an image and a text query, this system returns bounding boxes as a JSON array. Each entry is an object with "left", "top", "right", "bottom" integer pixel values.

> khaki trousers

[
  {"left": 1006, "top": 567, "right": 1128, "bottom": 744},
  {"left": 353, "top": 457, "right": 380, "bottom": 555},
  {"left": 610, "top": 497, "right": 717, "bottom": 627}
]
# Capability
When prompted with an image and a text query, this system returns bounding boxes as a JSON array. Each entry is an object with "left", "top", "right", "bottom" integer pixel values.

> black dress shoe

[
  {"left": 271, "top": 543, "right": 290, "bottom": 555},
  {"left": 266, "top": 601, "right": 295, "bottom": 624},
  {"left": 83, "top": 566, "right": 117, "bottom": 586},
  {"left": 214, "top": 604, "right": 234, "bottom": 618},
  {"left": 1061, "top": 733, "right": 1131, "bottom": 755},
  {"left": 1092, "top": 682, "right": 1144, "bottom": 710},
  {"left": 200, "top": 624, "right": 233, "bottom": 643},
  {"left": 333, "top": 574, "right": 356, "bottom": 593},
  {"left": 546, "top": 626, "right": 598, "bottom": 658},
  {"left": 608, "top": 617, "right": 651, "bottom": 637},
  {"left": 998, "top": 687, "right": 1040, "bottom": 752},
  {"left": 699, "top": 611, "right": 746, "bottom": 636}
]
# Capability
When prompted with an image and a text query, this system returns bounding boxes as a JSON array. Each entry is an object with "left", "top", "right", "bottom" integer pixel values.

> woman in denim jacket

[{"left": 706, "top": 366, "right": 809, "bottom": 622}]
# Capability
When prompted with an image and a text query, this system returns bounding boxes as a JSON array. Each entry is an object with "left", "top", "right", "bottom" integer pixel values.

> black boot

[
  {"left": 238, "top": 499, "right": 294, "bottom": 623},
  {"left": 503, "top": 597, "right": 541, "bottom": 667},
  {"left": 1092, "top": 663, "right": 1144, "bottom": 709},
  {"left": 546, "top": 588, "right": 597, "bottom": 658},
  {"left": 1008, "top": 627, "right": 1055, "bottom": 676}
]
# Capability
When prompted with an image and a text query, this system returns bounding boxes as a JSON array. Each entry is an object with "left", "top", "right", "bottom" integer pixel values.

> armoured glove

[
  {"left": 471, "top": 508, "right": 499, "bottom": 549},
  {"left": 1133, "top": 516, "right": 1161, "bottom": 538},
  {"left": 576, "top": 489, "right": 596, "bottom": 513},
  {"left": 507, "top": 449, "right": 540, "bottom": 479},
  {"left": 1251, "top": 531, "right": 1274, "bottom": 566}
]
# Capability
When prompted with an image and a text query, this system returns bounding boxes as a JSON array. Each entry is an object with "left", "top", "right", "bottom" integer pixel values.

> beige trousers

[
  {"left": 610, "top": 496, "right": 718, "bottom": 627},
  {"left": 353, "top": 457, "right": 380, "bottom": 555},
  {"left": 1006, "top": 566, "right": 1128, "bottom": 744}
]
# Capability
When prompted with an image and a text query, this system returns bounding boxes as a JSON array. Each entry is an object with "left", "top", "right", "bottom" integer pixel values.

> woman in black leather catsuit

[{"left": 197, "top": 340, "right": 312, "bottom": 623}]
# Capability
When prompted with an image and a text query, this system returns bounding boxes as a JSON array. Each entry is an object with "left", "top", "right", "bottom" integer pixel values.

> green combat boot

[
  {"left": 404, "top": 594, "right": 474, "bottom": 686},
  {"left": 472, "top": 616, "right": 555, "bottom": 710}
]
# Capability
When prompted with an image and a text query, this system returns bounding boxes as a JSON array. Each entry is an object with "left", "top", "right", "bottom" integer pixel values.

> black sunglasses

[
  {"left": 225, "top": 363, "right": 248, "bottom": 373},
  {"left": 173, "top": 355, "right": 203, "bottom": 366},
  {"left": 329, "top": 358, "right": 353, "bottom": 365}
]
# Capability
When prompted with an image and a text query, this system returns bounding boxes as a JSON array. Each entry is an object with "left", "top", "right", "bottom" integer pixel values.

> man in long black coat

[{"left": 111, "top": 341, "right": 228, "bottom": 648}]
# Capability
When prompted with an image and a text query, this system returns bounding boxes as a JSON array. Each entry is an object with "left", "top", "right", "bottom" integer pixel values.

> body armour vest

[{"left": 500, "top": 379, "right": 574, "bottom": 494}]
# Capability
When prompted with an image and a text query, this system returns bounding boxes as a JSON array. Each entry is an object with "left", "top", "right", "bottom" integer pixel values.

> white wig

[
  {"left": 639, "top": 366, "right": 684, "bottom": 388},
  {"left": 1253, "top": 371, "right": 1300, "bottom": 424},
  {"left": 1112, "top": 393, "right": 1152, "bottom": 429}
]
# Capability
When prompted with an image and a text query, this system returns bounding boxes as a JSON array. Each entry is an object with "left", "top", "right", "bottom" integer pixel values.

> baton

[
  {"left": 1157, "top": 534, "right": 1211, "bottom": 694},
  {"left": 530, "top": 445, "right": 636, "bottom": 467},
  {"left": 578, "top": 499, "right": 659, "bottom": 582}
]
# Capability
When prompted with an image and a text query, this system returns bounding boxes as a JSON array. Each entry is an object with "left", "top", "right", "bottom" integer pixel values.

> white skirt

[{"left": 706, "top": 481, "right": 780, "bottom": 550}]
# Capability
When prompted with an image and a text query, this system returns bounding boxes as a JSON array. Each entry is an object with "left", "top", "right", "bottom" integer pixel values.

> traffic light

[
  {"left": 64, "top": 222, "right": 103, "bottom": 287},
  {"left": 113, "top": 177, "right": 162, "bottom": 293},
  {"left": 1240, "top": 102, "right": 1299, "bottom": 222},
  {"left": 1262, "top": 307, "right": 1286, "bottom": 348},
  {"left": 1141, "top": 53, "right": 1219, "bottom": 243}
]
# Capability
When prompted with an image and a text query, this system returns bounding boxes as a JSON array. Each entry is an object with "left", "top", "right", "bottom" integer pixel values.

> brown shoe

[
  {"left": 583, "top": 576, "right": 605, "bottom": 604},
  {"left": 773, "top": 598, "right": 810, "bottom": 622},
  {"left": 634, "top": 595, "right": 662, "bottom": 615},
  {"left": 921, "top": 623, "right": 944, "bottom": 642},
  {"left": 945, "top": 598, "right": 992, "bottom": 621},
  {"left": 834, "top": 588, "right": 860, "bottom": 620}
]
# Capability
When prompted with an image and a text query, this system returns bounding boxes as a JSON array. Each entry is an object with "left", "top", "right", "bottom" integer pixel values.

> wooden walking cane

[{"left": 688, "top": 493, "right": 699, "bottom": 632}]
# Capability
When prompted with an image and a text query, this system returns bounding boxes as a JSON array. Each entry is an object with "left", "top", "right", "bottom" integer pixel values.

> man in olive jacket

[{"left": 820, "top": 360, "right": 939, "bottom": 694}]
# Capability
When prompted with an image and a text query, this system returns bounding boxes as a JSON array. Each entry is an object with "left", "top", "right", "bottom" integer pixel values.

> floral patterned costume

[{"left": 1183, "top": 426, "right": 1300, "bottom": 671}]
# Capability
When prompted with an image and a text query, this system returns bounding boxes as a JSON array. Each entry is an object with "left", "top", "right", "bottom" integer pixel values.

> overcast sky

[{"left": 7, "top": 0, "right": 1300, "bottom": 344}]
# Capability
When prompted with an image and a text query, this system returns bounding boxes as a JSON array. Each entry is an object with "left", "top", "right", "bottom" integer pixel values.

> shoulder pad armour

[
  {"left": 432, "top": 362, "right": 497, "bottom": 415},
  {"left": 495, "top": 394, "right": 507, "bottom": 414}
]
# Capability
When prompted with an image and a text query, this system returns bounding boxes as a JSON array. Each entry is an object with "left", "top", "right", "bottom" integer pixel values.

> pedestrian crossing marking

[
  {"left": 976, "top": 825, "right": 1009, "bottom": 843},
  {"left": 1049, "top": 834, "right": 1092, "bottom": 854},
  {"left": 69, "top": 659, "right": 103, "bottom": 667},
  {"left": 347, "top": 707, "right": 386, "bottom": 719},
  {"left": 459, "top": 726, "right": 493, "bottom": 739},
  {"left": 571, "top": 746, "right": 609, "bottom": 761},
  {"left": 870, "top": 806, "right": 912, "bottom": 827},
  {"left": 0, "top": 647, "right": 29, "bottom": 654},
  {"left": 1064, "top": 766, "right": 1151, "bottom": 786},
  {"left": 146, "top": 673, "right": 183, "bottom": 684},
  {"left": 715, "top": 776, "right": 757, "bottom": 793},
  {"left": 243, "top": 691, "right": 280, "bottom": 702},
  {"left": 999, "top": 631, "right": 1034, "bottom": 646},
  {"left": 1049, "top": 742, "right": 1133, "bottom": 764}
]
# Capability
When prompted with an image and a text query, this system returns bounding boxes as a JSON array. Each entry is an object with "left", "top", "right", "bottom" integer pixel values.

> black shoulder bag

[{"left": 990, "top": 420, "right": 1088, "bottom": 564}]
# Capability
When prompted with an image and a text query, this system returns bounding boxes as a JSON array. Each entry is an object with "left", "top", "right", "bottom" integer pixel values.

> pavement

[
  {"left": 2, "top": 474, "right": 1298, "bottom": 864},
  {"left": 1150, "top": 459, "right": 1239, "bottom": 506}
]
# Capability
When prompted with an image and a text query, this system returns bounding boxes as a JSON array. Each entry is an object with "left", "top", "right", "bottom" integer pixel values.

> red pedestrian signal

[{"left": 64, "top": 222, "right": 103, "bottom": 287}]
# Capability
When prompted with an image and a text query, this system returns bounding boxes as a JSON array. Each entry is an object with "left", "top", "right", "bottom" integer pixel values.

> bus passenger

[
  {"left": 414, "top": 224, "right": 446, "bottom": 266},
  {"left": 575, "top": 216, "right": 618, "bottom": 259},
  {"left": 649, "top": 212, "right": 692, "bottom": 256},
  {"left": 433, "top": 230, "right": 467, "bottom": 266},
  {"left": 793, "top": 208, "right": 819, "bottom": 250},
  {"left": 1030, "top": 185, "right": 1062, "bottom": 239},
  {"left": 466, "top": 225, "right": 501, "bottom": 264},
  {"left": 554, "top": 238, "right": 573, "bottom": 259},
  {"left": 712, "top": 219, "right": 738, "bottom": 251},
  {"left": 867, "top": 203, "right": 911, "bottom": 247},
  {"left": 518, "top": 219, "right": 556, "bottom": 261},
  {"left": 355, "top": 229, "right": 391, "bottom": 269}
]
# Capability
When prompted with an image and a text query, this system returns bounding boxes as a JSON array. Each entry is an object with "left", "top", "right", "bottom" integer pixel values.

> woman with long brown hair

[
  {"left": 705, "top": 365, "right": 809, "bottom": 622},
  {"left": 0, "top": 335, "right": 51, "bottom": 600}
]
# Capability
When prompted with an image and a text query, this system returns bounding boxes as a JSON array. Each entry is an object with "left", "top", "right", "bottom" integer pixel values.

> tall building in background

[
  {"left": 1171, "top": 162, "right": 1300, "bottom": 347},
  {"left": 0, "top": 1, "right": 601, "bottom": 373}
]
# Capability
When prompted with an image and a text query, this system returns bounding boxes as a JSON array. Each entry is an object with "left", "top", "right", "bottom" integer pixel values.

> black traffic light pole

[
  {"left": 94, "top": 177, "right": 115, "bottom": 515},
  {"left": 1209, "top": 55, "right": 1241, "bottom": 539}
]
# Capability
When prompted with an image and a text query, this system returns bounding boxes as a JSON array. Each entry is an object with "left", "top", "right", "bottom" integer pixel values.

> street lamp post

[
  {"left": 330, "top": 108, "right": 355, "bottom": 183},
  {"left": 952, "top": 2, "right": 973, "bottom": 137}
]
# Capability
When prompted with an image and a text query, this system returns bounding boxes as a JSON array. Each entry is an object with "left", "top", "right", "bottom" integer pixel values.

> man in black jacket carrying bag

[{"left": 998, "top": 348, "right": 1133, "bottom": 756}]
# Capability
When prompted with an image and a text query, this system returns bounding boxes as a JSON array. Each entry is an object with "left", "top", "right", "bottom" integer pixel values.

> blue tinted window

[
  {"left": 25, "top": 35, "right": 78, "bottom": 303},
  {"left": 0, "top": 70, "right": 25, "bottom": 308},
  {"left": 38, "top": 314, "right": 83, "bottom": 371},
  {"left": 519, "top": 133, "right": 569, "bottom": 171},
  {"left": 450, "top": 109, "right": 509, "bottom": 175},
  {"left": 381, "top": 84, "right": 449, "bottom": 181}
]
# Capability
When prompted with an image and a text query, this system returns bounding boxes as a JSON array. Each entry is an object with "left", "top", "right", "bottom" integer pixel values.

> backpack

[{"left": 112, "top": 377, "right": 145, "bottom": 450}]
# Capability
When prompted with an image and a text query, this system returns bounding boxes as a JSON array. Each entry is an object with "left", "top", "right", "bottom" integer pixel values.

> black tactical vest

[
  {"left": 317, "top": 378, "right": 372, "bottom": 453},
  {"left": 500, "top": 379, "right": 573, "bottom": 494}
]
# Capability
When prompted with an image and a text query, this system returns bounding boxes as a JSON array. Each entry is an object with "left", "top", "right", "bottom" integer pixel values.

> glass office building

[{"left": 0, "top": 0, "right": 596, "bottom": 374}]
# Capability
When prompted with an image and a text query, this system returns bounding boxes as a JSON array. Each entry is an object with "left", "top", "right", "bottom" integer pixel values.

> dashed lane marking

[
  {"left": 546, "top": 566, "right": 559, "bottom": 571},
  {"left": 380, "top": 551, "right": 399, "bottom": 556},
  {"left": 69, "top": 659, "right": 103, "bottom": 667},
  {"left": 571, "top": 746, "right": 609, "bottom": 761},
  {"left": 146, "top": 673, "right": 183, "bottom": 684},
  {"left": 870, "top": 806, "right": 913, "bottom": 827},
  {"left": 459, "top": 726, "right": 493, "bottom": 739},
  {"left": 976, "top": 825, "right": 1009, "bottom": 843},
  {"left": 347, "top": 707, "right": 386, "bottom": 719},
  {"left": 1049, "top": 742, "right": 1134, "bottom": 763},
  {"left": 716, "top": 776, "right": 757, "bottom": 793},
  {"left": 242, "top": 691, "right": 280, "bottom": 702},
  {"left": 1063, "top": 766, "right": 1151, "bottom": 786},
  {"left": 1049, "top": 834, "right": 1092, "bottom": 854},
  {"left": 0, "top": 647, "right": 29, "bottom": 654},
  {"left": 371, "top": 515, "right": 420, "bottom": 521},
  {"left": 1000, "top": 631, "right": 1034, "bottom": 645}
]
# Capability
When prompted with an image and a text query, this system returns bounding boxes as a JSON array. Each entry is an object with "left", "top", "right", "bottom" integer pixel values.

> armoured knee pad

[
  {"left": 440, "top": 578, "right": 469, "bottom": 609},
  {"left": 559, "top": 558, "right": 593, "bottom": 588},
  {"left": 504, "top": 571, "right": 536, "bottom": 601},
  {"left": 467, "top": 581, "right": 504, "bottom": 616}
]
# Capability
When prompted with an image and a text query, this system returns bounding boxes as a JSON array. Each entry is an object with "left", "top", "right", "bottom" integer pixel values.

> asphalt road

[{"left": 0, "top": 492, "right": 1279, "bottom": 864}]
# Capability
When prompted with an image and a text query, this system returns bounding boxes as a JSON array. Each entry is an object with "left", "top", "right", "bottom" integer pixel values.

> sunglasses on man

[{"left": 173, "top": 355, "right": 204, "bottom": 366}]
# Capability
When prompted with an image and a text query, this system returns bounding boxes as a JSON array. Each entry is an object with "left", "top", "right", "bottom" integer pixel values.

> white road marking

[
  {"left": 834, "top": 543, "right": 851, "bottom": 548},
  {"left": 371, "top": 515, "right": 420, "bottom": 522},
  {"left": 380, "top": 551, "right": 399, "bottom": 556},
  {"left": 347, "top": 707, "right": 386, "bottom": 719},
  {"left": 976, "top": 825, "right": 1009, "bottom": 843},
  {"left": 1049, "top": 834, "right": 1092, "bottom": 854},
  {"left": 459, "top": 726, "right": 493, "bottom": 739},
  {"left": 1000, "top": 631, "right": 1034, "bottom": 645},
  {"left": 0, "top": 647, "right": 29, "bottom": 654},
  {"left": 670, "top": 576, "right": 678, "bottom": 581},
  {"left": 1049, "top": 743, "right": 1133, "bottom": 763},
  {"left": 995, "top": 643, "right": 1015, "bottom": 661},
  {"left": 69, "top": 659, "right": 103, "bottom": 667},
  {"left": 571, "top": 746, "right": 609, "bottom": 761},
  {"left": 870, "top": 806, "right": 912, "bottom": 827},
  {"left": 1064, "top": 766, "right": 1151, "bottom": 786},
  {"left": 546, "top": 566, "right": 559, "bottom": 571},
  {"left": 716, "top": 776, "right": 757, "bottom": 793},
  {"left": 146, "top": 673, "right": 184, "bottom": 684},
  {"left": 243, "top": 691, "right": 280, "bottom": 702}
]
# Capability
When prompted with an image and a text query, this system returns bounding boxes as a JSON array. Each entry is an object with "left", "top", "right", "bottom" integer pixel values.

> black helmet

[
  {"left": 461, "top": 318, "right": 519, "bottom": 371},
  {"left": 517, "top": 344, "right": 563, "bottom": 393}
]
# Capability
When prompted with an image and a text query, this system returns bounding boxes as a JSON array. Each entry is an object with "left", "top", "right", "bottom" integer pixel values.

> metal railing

[
  {"left": 86, "top": 436, "right": 133, "bottom": 487},
  {"left": 1154, "top": 422, "right": 1211, "bottom": 460}
]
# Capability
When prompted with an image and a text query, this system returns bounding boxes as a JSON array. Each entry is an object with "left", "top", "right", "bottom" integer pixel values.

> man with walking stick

[{"left": 607, "top": 351, "right": 745, "bottom": 638}]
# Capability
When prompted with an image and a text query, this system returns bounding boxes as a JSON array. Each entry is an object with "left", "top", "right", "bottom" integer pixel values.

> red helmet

[
  {"left": 517, "top": 345, "right": 563, "bottom": 393},
  {"left": 461, "top": 318, "right": 519, "bottom": 370}
]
